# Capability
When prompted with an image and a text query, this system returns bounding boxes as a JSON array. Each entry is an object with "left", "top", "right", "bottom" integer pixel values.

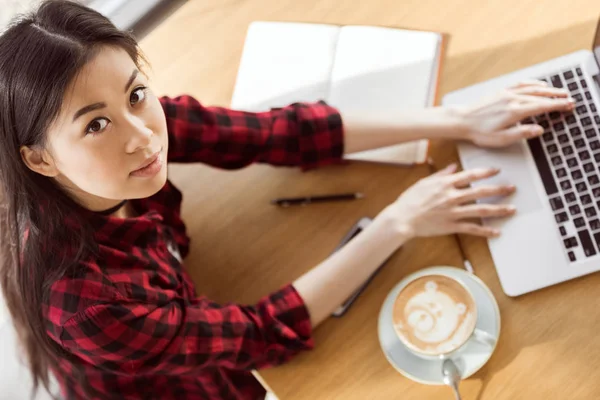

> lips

[
  {"left": 130, "top": 149, "right": 163, "bottom": 178},
  {"left": 135, "top": 151, "right": 160, "bottom": 170}
]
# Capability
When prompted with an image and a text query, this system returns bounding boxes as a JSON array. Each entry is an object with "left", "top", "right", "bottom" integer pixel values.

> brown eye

[
  {"left": 85, "top": 118, "right": 108, "bottom": 135},
  {"left": 130, "top": 87, "right": 147, "bottom": 105}
]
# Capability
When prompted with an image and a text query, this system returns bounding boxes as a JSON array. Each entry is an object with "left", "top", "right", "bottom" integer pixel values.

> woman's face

[{"left": 21, "top": 45, "right": 169, "bottom": 211}]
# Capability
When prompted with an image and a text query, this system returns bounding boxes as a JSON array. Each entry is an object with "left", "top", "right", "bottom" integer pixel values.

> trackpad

[{"left": 461, "top": 144, "right": 543, "bottom": 214}]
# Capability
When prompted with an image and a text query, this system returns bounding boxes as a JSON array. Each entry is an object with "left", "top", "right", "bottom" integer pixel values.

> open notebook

[{"left": 231, "top": 21, "right": 445, "bottom": 165}]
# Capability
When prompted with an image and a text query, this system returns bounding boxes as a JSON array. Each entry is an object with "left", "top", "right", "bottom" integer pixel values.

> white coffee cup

[{"left": 391, "top": 271, "right": 497, "bottom": 360}]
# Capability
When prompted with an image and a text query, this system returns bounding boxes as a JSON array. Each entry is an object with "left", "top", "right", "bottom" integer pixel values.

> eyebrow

[
  {"left": 72, "top": 102, "right": 107, "bottom": 122},
  {"left": 72, "top": 70, "right": 140, "bottom": 122},
  {"left": 124, "top": 69, "right": 138, "bottom": 93}
]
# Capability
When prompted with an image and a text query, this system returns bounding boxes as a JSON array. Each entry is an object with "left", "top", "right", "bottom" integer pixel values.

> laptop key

[
  {"left": 581, "top": 79, "right": 588, "bottom": 88},
  {"left": 565, "top": 192, "right": 577, "bottom": 203},
  {"left": 561, "top": 180, "right": 573, "bottom": 190},
  {"left": 594, "top": 232, "right": 600, "bottom": 251},
  {"left": 595, "top": 232, "right": 600, "bottom": 252},
  {"left": 568, "top": 251, "right": 576, "bottom": 262},
  {"left": 540, "top": 120, "right": 550, "bottom": 130},
  {"left": 550, "top": 111, "right": 561, "bottom": 120},
  {"left": 591, "top": 219, "right": 600, "bottom": 230},
  {"left": 576, "top": 67, "right": 583, "bottom": 76},
  {"left": 564, "top": 70, "right": 575, "bottom": 80},
  {"left": 577, "top": 182, "right": 588, "bottom": 193},
  {"left": 569, "top": 204, "right": 582, "bottom": 215},
  {"left": 591, "top": 140, "right": 600, "bottom": 150},
  {"left": 554, "top": 122, "right": 566, "bottom": 132},
  {"left": 586, "top": 91, "right": 592, "bottom": 100},
  {"left": 550, "top": 197, "right": 565, "bottom": 211},
  {"left": 555, "top": 212, "right": 569, "bottom": 223},
  {"left": 595, "top": 153, "right": 600, "bottom": 163},
  {"left": 560, "top": 226, "right": 567, "bottom": 236},
  {"left": 582, "top": 117, "right": 593, "bottom": 127},
  {"left": 557, "top": 167, "right": 567, "bottom": 178},
  {"left": 585, "top": 129, "right": 596, "bottom": 139},
  {"left": 527, "top": 137, "right": 558, "bottom": 195},
  {"left": 574, "top": 93, "right": 583, "bottom": 102},
  {"left": 558, "top": 133, "right": 569, "bottom": 143},
  {"left": 594, "top": 188, "right": 600, "bottom": 198},
  {"left": 547, "top": 143, "right": 559, "bottom": 154},
  {"left": 566, "top": 115, "right": 577, "bottom": 125},
  {"left": 578, "top": 230, "right": 597, "bottom": 256},
  {"left": 577, "top": 105, "right": 587, "bottom": 115},
  {"left": 590, "top": 175, "right": 600, "bottom": 186},
  {"left": 584, "top": 163, "right": 595, "bottom": 173},
  {"left": 567, "top": 158, "right": 578, "bottom": 168},
  {"left": 572, "top": 169, "right": 583, "bottom": 180},
  {"left": 591, "top": 104, "right": 597, "bottom": 113},
  {"left": 564, "top": 237, "right": 578, "bottom": 248},
  {"left": 551, "top": 75, "right": 563, "bottom": 88},
  {"left": 580, "top": 150, "right": 591, "bottom": 161},
  {"left": 581, "top": 194, "right": 593, "bottom": 205},
  {"left": 522, "top": 117, "right": 535, "bottom": 125},
  {"left": 586, "top": 206, "right": 597, "bottom": 217},
  {"left": 596, "top": 116, "right": 600, "bottom": 125},
  {"left": 574, "top": 139, "right": 586, "bottom": 148},
  {"left": 574, "top": 216, "right": 586, "bottom": 227}
]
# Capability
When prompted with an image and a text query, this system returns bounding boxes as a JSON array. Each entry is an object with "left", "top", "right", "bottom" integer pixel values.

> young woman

[{"left": 0, "top": 1, "right": 574, "bottom": 399}]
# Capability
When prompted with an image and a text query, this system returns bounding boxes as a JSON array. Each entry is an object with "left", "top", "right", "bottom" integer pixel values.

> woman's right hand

[{"left": 378, "top": 163, "right": 517, "bottom": 239}]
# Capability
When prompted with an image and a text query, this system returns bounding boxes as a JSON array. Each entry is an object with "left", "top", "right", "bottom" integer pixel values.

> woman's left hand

[{"left": 456, "top": 80, "right": 575, "bottom": 148}]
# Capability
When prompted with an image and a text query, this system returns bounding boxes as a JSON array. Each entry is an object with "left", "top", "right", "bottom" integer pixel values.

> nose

[{"left": 124, "top": 115, "right": 153, "bottom": 154}]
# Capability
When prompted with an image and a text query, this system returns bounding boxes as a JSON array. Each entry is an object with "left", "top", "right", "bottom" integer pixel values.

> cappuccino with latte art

[{"left": 392, "top": 274, "right": 477, "bottom": 356}]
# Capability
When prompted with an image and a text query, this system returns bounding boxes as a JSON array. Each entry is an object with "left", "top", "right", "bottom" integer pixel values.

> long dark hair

[{"left": 0, "top": 1, "right": 145, "bottom": 398}]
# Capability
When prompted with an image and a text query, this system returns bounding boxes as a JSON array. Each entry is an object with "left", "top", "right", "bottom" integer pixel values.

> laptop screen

[{"left": 594, "top": 18, "right": 600, "bottom": 68}]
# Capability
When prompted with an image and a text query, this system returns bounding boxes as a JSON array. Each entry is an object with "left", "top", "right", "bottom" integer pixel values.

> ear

[
  {"left": 425, "top": 281, "right": 438, "bottom": 292},
  {"left": 20, "top": 146, "right": 59, "bottom": 177}
]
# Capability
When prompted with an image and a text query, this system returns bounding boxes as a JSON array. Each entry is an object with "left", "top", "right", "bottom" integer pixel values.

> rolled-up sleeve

[
  {"left": 162, "top": 95, "right": 345, "bottom": 170},
  {"left": 57, "top": 284, "right": 313, "bottom": 375}
]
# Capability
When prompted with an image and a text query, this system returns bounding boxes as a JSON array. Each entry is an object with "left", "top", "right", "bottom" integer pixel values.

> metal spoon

[{"left": 442, "top": 358, "right": 462, "bottom": 400}]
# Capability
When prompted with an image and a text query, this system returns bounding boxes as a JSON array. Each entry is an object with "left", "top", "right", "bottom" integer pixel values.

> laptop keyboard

[{"left": 525, "top": 66, "right": 600, "bottom": 263}]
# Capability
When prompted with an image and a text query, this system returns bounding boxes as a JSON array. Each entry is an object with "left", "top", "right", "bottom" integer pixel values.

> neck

[{"left": 96, "top": 199, "right": 128, "bottom": 217}]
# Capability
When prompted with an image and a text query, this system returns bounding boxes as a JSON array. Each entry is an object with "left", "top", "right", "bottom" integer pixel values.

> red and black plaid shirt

[{"left": 44, "top": 96, "right": 344, "bottom": 399}]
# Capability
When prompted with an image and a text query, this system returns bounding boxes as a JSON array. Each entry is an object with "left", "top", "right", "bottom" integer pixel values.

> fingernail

[
  {"left": 492, "top": 229, "right": 501, "bottom": 237},
  {"left": 531, "top": 126, "right": 543, "bottom": 135},
  {"left": 508, "top": 205, "right": 517, "bottom": 212}
]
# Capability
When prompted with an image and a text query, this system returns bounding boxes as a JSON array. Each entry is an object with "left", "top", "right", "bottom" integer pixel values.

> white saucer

[{"left": 377, "top": 266, "right": 501, "bottom": 385}]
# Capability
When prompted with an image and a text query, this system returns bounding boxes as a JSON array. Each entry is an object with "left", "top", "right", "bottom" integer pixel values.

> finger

[
  {"left": 512, "top": 86, "right": 570, "bottom": 98},
  {"left": 514, "top": 95, "right": 575, "bottom": 117},
  {"left": 447, "top": 167, "right": 500, "bottom": 187},
  {"left": 509, "top": 80, "right": 549, "bottom": 89},
  {"left": 453, "top": 222, "right": 501, "bottom": 238},
  {"left": 489, "top": 124, "right": 543, "bottom": 147},
  {"left": 451, "top": 203, "right": 516, "bottom": 219},
  {"left": 431, "top": 162, "right": 458, "bottom": 177},
  {"left": 450, "top": 184, "right": 516, "bottom": 204}
]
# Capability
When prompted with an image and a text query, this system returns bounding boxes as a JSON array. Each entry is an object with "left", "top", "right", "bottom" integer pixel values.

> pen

[{"left": 271, "top": 192, "right": 365, "bottom": 207}]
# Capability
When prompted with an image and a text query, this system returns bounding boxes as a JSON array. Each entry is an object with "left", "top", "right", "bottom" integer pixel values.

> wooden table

[{"left": 140, "top": 1, "right": 600, "bottom": 398}]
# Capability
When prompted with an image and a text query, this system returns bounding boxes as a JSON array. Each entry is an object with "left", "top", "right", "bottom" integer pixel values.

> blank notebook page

[
  {"left": 230, "top": 22, "right": 339, "bottom": 112},
  {"left": 231, "top": 21, "right": 442, "bottom": 164},
  {"left": 330, "top": 25, "right": 441, "bottom": 164}
]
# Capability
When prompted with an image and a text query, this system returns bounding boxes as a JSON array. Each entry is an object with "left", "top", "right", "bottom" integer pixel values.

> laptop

[{"left": 442, "top": 20, "right": 600, "bottom": 296}]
